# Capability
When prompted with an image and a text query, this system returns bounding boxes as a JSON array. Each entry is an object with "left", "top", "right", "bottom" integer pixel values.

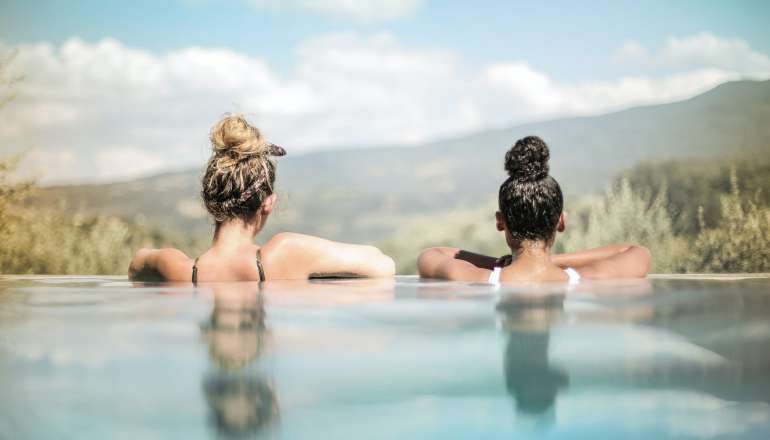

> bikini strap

[
  {"left": 564, "top": 267, "right": 581, "bottom": 285},
  {"left": 192, "top": 257, "right": 199, "bottom": 285},
  {"left": 256, "top": 249, "right": 266, "bottom": 282}
]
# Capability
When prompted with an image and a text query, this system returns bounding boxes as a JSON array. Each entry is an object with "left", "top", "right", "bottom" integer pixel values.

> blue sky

[
  {"left": 3, "top": 0, "right": 769, "bottom": 80},
  {"left": 0, "top": 0, "right": 769, "bottom": 183}
]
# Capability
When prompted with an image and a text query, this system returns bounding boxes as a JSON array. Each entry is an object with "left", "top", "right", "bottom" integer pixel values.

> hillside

[{"left": 30, "top": 79, "right": 770, "bottom": 243}]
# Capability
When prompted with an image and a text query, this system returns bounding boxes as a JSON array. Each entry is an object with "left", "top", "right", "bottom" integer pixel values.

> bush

[
  {"left": 0, "top": 209, "right": 150, "bottom": 274},
  {"left": 685, "top": 169, "right": 770, "bottom": 273},
  {"left": 621, "top": 156, "right": 770, "bottom": 235},
  {"left": 0, "top": 158, "right": 201, "bottom": 275}
]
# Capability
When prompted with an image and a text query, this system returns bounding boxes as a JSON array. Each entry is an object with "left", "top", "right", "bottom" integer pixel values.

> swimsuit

[
  {"left": 488, "top": 266, "right": 581, "bottom": 285},
  {"left": 192, "top": 248, "right": 266, "bottom": 284}
]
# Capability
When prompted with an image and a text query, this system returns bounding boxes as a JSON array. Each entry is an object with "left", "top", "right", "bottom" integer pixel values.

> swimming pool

[{"left": 1, "top": 275, "right": 769, "bottom": 439}]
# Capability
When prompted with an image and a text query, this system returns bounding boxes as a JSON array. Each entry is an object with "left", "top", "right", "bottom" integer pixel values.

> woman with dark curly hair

[
  {"left": 129, "top": 114, "right": 395, "bottom": 282},
  {"left": 417, "top": 136, "right": 651, "bottom": 283}
]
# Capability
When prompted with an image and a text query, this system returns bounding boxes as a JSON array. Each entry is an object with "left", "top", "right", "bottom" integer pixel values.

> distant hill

[{"left": 31, "top": 79, "right": 770, "bottom": 243}]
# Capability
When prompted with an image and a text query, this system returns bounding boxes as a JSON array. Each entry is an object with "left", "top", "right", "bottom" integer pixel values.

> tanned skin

[{"left": 129, "top": 194, "right": 395, "bottom": 282}]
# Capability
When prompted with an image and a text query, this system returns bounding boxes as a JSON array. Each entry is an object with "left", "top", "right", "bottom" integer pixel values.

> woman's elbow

[
  {"left": 364, "top": 246, "right": 395, "bottom": 277},
  {"left": 630, "top": 245, "right": 652, "bottom": 277},
  {"left": 380, "top": 254, "right": 396, "bottom": 277},
  {"left": 417, "top": 248, "right": 443, "bottom": 278},
  {"left": 128, "top": 248, "right": 151, "bottom": 278}
]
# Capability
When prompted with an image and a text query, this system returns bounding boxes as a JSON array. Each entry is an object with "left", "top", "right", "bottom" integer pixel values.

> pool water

[{"left": 1, "top": 275, "right": 769, "bottom": 439}]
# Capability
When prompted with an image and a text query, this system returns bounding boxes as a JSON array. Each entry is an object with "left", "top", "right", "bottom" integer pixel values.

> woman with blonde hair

[{"left": 129, "top": 114, "right": 395, "bottom": 282}]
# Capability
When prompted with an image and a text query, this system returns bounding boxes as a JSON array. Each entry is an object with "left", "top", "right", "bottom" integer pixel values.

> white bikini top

[{"left": 488, "top": 266, "right": 581, "bottom": 285}]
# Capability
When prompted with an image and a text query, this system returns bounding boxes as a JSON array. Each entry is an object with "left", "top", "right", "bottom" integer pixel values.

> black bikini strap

[
  {"left": 256, "top": 249, "right": 265, "bottom": 282},
  {"left": 192, "top": 257, "right": 199, "bottom": 285}
]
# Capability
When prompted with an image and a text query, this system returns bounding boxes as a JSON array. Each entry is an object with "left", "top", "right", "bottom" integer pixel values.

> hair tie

[{"left": 267, "top": 143, "right": 287, "bottom": 157}]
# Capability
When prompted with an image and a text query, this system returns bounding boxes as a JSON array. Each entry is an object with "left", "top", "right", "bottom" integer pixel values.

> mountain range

[{"left": 31, "top": 79, "right": 770, "bottom": 243}]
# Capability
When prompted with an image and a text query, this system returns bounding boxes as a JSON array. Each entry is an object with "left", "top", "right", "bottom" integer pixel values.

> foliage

[
  {"left": 2, "top": 208, "right": 144, "bottom": 275},
  {"left": 0, "top": 158, "right": 203, "bottom": 275},
  {"left": 0, "top": 156, "right": 32, "bottom": 227},
  {"left": 620, "top": 155, "right": 770, "bottom": 235},
  {"left": 684, "top": 169, "right": 770, "bottom": 272},
  {"left": 0, "top": 172, "right": 176, "bottom": 275}
]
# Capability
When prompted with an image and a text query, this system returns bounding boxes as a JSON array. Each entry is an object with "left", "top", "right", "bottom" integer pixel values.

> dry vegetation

[{"left": 0, "top": 162, "right": 204, "bottom": 275}]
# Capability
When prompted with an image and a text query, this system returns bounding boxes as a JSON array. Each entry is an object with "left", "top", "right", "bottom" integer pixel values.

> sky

[{"left": 0, "top": 0, "right": 769, "bottom": 183}]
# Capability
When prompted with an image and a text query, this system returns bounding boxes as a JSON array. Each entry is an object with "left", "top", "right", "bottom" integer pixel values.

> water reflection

[
  {"left": 497, "top": 292, "right": 568, "bottom": 428},
  {"left": 3, "top": 276, "right": 770, "bottom": 439},
  {"left": 200, "top": 282, "right": 278, "bottom": 438}
]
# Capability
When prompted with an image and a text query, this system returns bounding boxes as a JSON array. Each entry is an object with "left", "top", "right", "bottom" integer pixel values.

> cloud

[
  {"left": 475, "top": 63, "right": 738, "bottom": 126},
  {"left": 0, "top": 32, "right": 768, "bottom": 183},
  {"left": 618, "top": 32, "right": 770, "bottom": 77},
  {"left": 0, "top": 38, "right": 286, "bottom": 183},
  {"left": 94, "top": 147, "right": 168, "bottom": 181},
  {"left": 248, "top": 0, "right": 424, "bottom": 22}
]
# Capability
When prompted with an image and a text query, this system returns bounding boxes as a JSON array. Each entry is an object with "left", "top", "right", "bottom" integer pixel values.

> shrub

[
  {"left": 0, "top": 158, "right": 201, "bottom": 275},
  {"left": 685, "top": 169, "right": 770, "bottom": 273}
]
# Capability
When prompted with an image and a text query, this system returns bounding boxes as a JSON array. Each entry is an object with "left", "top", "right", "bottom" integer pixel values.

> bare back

[{"left": 129, "top": 232, "right": 395, "bottom": 282}]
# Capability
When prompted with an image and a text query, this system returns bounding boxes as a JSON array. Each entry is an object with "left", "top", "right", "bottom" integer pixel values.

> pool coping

[{"left": 1, "top": 273, "right": 769, "bottom": 282}]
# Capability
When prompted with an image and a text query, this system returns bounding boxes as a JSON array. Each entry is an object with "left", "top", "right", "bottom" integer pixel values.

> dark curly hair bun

[{"left": 504, "top": 136, "right": 550, "bottom": 182}]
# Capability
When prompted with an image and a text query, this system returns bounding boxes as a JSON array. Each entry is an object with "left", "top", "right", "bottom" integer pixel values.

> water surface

[{"left": 1, "top": 275, "right": 769, "bottom": 439}]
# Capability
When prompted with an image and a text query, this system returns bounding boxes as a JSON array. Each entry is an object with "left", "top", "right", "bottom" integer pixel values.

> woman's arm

[
  {"left": 551, "top": 244, "right": 636, "bottom": 268},
  {"left": 129, "top": 248, "right": 161, "bottom": 281},
  {"left": 419, "top": 247, "right": 501, "bottom": 270},
  {"left": 128, "top": 248, "right": 188, "bottom": 281},
  {"left": 264, "top": 233, "right": 395, "bottom": 279},
  {"left": 552, "top": 244, "right": 651, "bottom": 279},
  {"left": 417, "top": 247, "right": 491, "bottom": 281}
]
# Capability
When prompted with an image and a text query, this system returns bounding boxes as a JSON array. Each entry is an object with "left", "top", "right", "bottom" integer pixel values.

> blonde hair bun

[
  {"left": 210, "top": 114, "right": 270, "bottom": 163},
  {"left": 202, "top": 114, "right": 283, "bottom": 223}
]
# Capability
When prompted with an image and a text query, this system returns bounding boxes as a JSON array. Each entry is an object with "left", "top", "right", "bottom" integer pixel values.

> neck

[
  {"left": 511, "top": 240, "right": 552, "bottom": 262},
  {"left": 213, "top": 218, "right": 261, "bottom": 250}
]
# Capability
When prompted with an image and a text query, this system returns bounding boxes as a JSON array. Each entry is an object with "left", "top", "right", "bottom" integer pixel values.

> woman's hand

[
  {"left": 552, "top": 244, "right": 652, "bottom": 278},
  {"left": 495, "top": 254, "right": 513, "bottom": 267}
]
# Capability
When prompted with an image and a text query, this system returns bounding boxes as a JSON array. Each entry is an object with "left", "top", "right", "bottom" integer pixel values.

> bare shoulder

[
  {"left": 129, "top": 247, "right": 192, "bottom": 281},
  {"left": 262, "top": 232, "right": 333, "bottom": 256},
  {"left": 265, "top": 232, "right": 323, "bottom": 247},
  {"left": 260, "top": 232, "right": 393, "bottom": 280}
]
